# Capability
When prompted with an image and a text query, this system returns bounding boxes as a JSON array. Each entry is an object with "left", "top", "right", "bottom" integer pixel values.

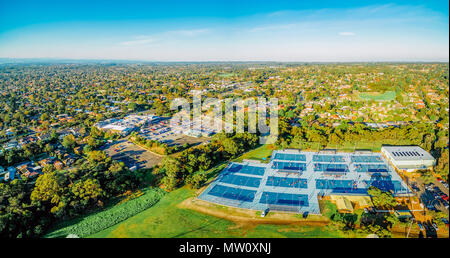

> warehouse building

[
  {"left": 381, "top": 146, "right": 435, "bottom": 172},
  {"left": 95, "top": 114, "right": 161, "bottom": 136}
]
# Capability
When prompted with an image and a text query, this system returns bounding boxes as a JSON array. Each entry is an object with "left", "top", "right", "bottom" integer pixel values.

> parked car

[
  {"left": 427, "top": 206, "right": 438, "bottom": 211},
  {"left": 261, "top": 208, "right": 269, "bottom": 217},
  {"left": 441, "top": 218, "right": 449, "bottom": 227},
  {"left": 417, "top": 222, "right": 424, "bottom": 231},
  {"left": 411, "top": 183, "right": 420, "bottom": 192},
  {"left": 432, "top": 223, "right": 439, "bottom": 231}
]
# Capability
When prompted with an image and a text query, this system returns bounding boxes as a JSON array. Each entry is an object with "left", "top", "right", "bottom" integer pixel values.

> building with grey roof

[{"left": 381, "top": 145, "right": 435, "bottom": 171}]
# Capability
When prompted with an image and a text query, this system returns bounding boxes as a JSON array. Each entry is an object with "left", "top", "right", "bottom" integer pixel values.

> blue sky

[{"left": 0, "top": 0, "right": 448, "bottom": 61}]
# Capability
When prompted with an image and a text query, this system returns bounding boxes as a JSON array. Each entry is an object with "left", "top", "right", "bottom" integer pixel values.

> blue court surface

[
  {"left": 259, "top": 192, "right": 309, "bottom": 206},
  {"left": 313, "top": 155, "right": 345, "bottom": 162},
  {"left": 208, "top": 184, "right": 256, "bottom": 202},
  {"left": 315, "top": 179, "right": 367, "bottom": 194},
  {"left": 198, "top": 150, "right": 412, "bottom": 214},
  {"left": 313, "top": 163, "right": 348, "bottom": 172},
  {"left": 365, "top": 175, "right": 408, "bottom": 193},
  {"left": 228, "top": 163, "right": 265, "bottom": 176},
  {"left": 351, "top": 155, "right": 383, "bottom": 163},
  {"left": 266, "top": 176, "right": 308, "bottom": 188},
  {"left": 316, "top": 179, "right": 355, "bottom": 189},
  {"left": 354, "top": 164, "right": 388, "bottom": 173},
  {"left": 274, "top": 153, "right": 306, "bottom": 161},
  {"left": 219, "top": 173, "right": 261, "bottom": 188},
  {"left": 272, "top": 161, "right": 307, "bottom": 171}
]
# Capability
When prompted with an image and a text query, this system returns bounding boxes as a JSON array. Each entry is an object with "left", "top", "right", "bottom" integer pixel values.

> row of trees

[
  {"left": 0, "top": 149, "right": 149, "bottom": 238},
  {"left": 157, "top": 132, "right": 259, "bottom": 191}
]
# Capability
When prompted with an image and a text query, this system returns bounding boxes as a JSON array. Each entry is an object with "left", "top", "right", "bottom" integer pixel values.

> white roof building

[{"left": 381, "top": 146, "right": 435, "bottom": 171}]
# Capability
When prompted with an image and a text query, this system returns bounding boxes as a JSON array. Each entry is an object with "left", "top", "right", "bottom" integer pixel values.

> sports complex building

[
  {"left": 198, "top": 149, "right": 413, "bottom": 214},
  {"left": 381, "top": 146, "right": 436, "bottom": 172}
]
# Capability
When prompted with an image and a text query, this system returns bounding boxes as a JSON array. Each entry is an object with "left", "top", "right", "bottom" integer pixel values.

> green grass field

[
  {"left": 233, "top": 144, "right": 274, "bottom": 163},
  {"left": 88, "top": 187, "right": 359, "bottom": 238},
  {"left": 217, "top": 73, "right": 235, "bottom": 78},
  {"left": 325, "top": 138, "right": 418, "bottom": 152},
  {"left": 325, "top": 141, "right": 383, "bottom": 152},
  {"left": 359, "top": 91, "right": 396, "bottom": 101}
]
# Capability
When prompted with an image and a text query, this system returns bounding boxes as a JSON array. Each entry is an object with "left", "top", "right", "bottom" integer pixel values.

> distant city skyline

[{"left": 0, "top": 0, "right": 448, "bottom": 61}]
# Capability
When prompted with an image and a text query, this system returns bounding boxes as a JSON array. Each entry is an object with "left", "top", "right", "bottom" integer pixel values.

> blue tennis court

[
  {"left": 274, "top": 153, "right": 306, "bottom": 161},
  {"left": 351, "top": 155, "right": 383, "bottom": 163},
  {"left": 208, "top": 184, "right": 256, "bottom": 202},
  {"left": 260, "top": 192, "right": 309, "bottom": 206},
  {"left": 219, "top": 173, "right": 261, "bottom": 188},
  {"left": 316, "top": 179, "right": 355, "bottom": 189},
  {"left": 265, "top": 176, "right": 308, "bottom": 188},
  {"left": 315, "top": 179, "right": 366, "bottom": 194},
  {"left": 313, "top": 155, "right": 345, "bottom": 162},
  {"left": 272, "top": 161, "right": 307, "bottom": 171},
  {"left": 365, "top": 179, "right": 407, "bottom": 193},
  {"left": 199, "top": 150, "right": 412, "bottom": 214},
  {"left": 354, "top": 164, "right": 389, "bottom": 173},
  {"left": 313, "top": 163, "right": 348, "bottom": 172},
  {"left": 227, "top": 164, "right": 266, "bottom": 176}
]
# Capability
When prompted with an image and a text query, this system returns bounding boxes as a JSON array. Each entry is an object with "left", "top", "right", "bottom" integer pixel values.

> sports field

[
  {"left": 359, "top": 91, "right": 396, "bottom": 101},
  {"left": 87, "top": 187, "right": 357, "bottom": 238},
  {"left": 199, "top": 149, "right": 411, "bottom": 214},
  {"left": 233, "top": 144, "right": 274, "bottom": 163},
  {"left": 217, "top": 72, "right": 235, "bottom": 78},
  {"left": 325, "top": 139, "right": 413, "bottom": 152}
]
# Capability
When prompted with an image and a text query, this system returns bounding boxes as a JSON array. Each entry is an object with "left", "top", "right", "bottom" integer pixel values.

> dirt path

[
  {"left": 179, "top": 197, "right": 449, "bottom": 238},
  {"left": 178, "top": 197, "right": 330, "bottom": 227}
]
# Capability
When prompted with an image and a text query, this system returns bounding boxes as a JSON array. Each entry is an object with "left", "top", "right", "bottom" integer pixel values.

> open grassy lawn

[
  {"left": 325, "top": 141, "right": 383, "bottom": 152},
  {"left": 325, "top": 138, "right": 418, "bottom": 152},
  {"left": 218, "top": 72, "right": 235, "bottom": 78},
  {"left": 88, "top": 187, "right": 358, "bottom": 238},
  {"left": 233, "top": 144, "right": 274, "bottom": 163},
  {"left": 359, "top": 91, "right": 396, "bottom": 101}
]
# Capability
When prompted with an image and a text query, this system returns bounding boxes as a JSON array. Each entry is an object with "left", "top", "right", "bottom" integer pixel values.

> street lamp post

[{"left": 406, "top": 218, "right": 415, "bottom": 238}]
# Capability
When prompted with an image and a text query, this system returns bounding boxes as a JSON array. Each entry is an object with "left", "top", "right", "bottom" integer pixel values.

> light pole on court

[{"left": 406, "top": 218, "right": 415, "bottom": 238}]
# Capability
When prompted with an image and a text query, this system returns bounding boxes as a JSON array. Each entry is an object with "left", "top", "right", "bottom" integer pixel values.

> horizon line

[{"left": 1, "top": 57, "right": 449, "bottom": 64}]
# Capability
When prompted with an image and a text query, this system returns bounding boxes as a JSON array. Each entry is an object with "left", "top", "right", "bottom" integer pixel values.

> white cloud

[
  {"left": 119, "top": 28, "right": 210, "bottom": 46},
  {"left": 119, "top": 36, "right": 157, "bottom": 46},
  {"left": 338, "top": 32, "right": 356, "bottom": 36},
  {"left": 167, "top": 28, "right": 210, "bottom": 36},
  {"left": 249, "top": 24, "right": 296, "bottom": 32}
]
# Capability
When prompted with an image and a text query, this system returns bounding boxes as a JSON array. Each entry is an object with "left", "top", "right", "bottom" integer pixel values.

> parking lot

[
  {"left": 103, "top": 139, "right": 164, "bottom": 170},
  {"left": 137, "top": 119, "right": 209, "bottom": 147},
  {"left": 406, "top": 176, "right": 449, "bottom": 237},
  {"left": 410, "top": 178, "right": 449, "bottom": 215}
]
